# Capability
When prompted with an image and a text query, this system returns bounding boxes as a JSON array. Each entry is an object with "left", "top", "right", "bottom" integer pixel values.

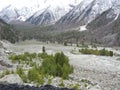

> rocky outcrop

[{"left": 0, "top": 74, "right": 23, "bottom": 84}]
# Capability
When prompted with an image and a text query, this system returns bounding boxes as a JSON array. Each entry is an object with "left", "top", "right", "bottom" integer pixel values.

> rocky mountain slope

[
  {"left": 56, "top": 0, "right": 120, "bottom": 29},
  {"left": 26, "top": 7, "right": 55, "bottom": 25},
  {"left": 0, "top": 19, "right": 19, "bottom": 43},
  {"left": 0, "top": 5, "right": 19, "bottom": 22},
  {"left": 86, "top": 12, "right": 120, "bottom": 46},
  {"left": 54, "top": 0, "right": 120, "bottom": 46},
  {"left": 85, "top": 0, "right": 120, "bottom": 46}
]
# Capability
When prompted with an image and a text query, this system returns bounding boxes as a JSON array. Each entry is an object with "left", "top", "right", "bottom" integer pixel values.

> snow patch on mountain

[
  {"left": 79, "top": 25, "right": 87, "bottom": 31},
  {"left": 0, "top": 5, "right": 19, "bottom": 22}
]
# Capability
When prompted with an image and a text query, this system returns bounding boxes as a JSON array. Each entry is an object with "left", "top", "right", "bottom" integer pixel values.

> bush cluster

[
  {"left": 80, "top": 48, "right": 113, "bottom": 56},
  {"left": 16, "top": 68, "right": 27, "bottom": 83},
  {"left": 9, "top": 52, "right": 73, "bottom": 84},
  {"left": 39, "top": 52, "right": 73, "bottom": 79},
  {"left": 28, "top": 67, "right": 44, "bottom": 85},
  {"left": 9, "top": 52, "right": 37, "bottom": 64}
]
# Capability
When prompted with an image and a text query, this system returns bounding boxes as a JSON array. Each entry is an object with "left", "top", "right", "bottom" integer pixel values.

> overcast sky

[{"left": 0, "top": 0, "right": 83, "bottom": 11}]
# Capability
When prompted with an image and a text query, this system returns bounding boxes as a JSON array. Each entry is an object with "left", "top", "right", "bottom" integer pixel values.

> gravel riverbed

[{"left": 0, "top": 40, "right": 120, "bottom": 90}]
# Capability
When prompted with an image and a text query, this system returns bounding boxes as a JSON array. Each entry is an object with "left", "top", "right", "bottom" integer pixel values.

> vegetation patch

[
  {"left": 79, "top": 48, "right": 113, "bottom": 56},
  {"left": 9, "top": 52, "right": 37, "bottom": 64},
  {"left": 8, "top": 51, "right": 73, "bottom": 85},
  {"left": 39, "top": 52, "right": 74, "bottom": 79}
]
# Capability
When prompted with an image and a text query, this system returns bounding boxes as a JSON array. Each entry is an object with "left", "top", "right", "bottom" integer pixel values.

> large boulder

[
  {"left": 89, "top": 85, "right": 102, "bottom": 90},
  {"left": 0, "top": 74, "right": 23, "bottom": 84}
]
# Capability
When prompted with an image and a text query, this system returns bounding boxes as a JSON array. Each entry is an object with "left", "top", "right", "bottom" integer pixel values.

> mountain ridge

[
  {"left": 0, "top": 0, "right": 83, "bottom": 23},
  {"left": 56, "top": 0, "right": 120, "bottom": 29}
]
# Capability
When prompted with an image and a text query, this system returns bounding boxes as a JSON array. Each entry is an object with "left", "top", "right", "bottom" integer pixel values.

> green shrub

[
  {"left": 59, "top": 79, "right": 65, "bottom": 87},
  {"left": 11, "top": 70, "right": 15, "bottom": 74},
  {"left": 70, "top": 84, "right": 79, "bottom": 90},
  {"left": 16, "top": 68, "right": 27, "bottom": 83},
  {"left": 28, "top": 67, "right": 44, "bottom": 84},
  {"left": 9, "top": 52, "right": 74, "bottom": 83},
  {"left": 40, "top": 52, "right": 73, "bottom": 79},
  {"left": 38, "top": 53, "right": 48, "bottom": 59},
  {"left": 0, "top": 72, "right": 5, "bottom": 78},
  {"left": 9, "top": 52, "right": 38, "bottom": 64},
  {"left": 109, "top": 51, "right": 113, "bottom": 56},
  {"left": 9, "top": 54, "right": 18, "bottom": 63},
  {"left": 47, "top": 76, "right": 53, "bottom": 85},
  {"left": 37, "top": 74, "right": 44, "bottom": 85},
  {"left": 28, "top": 67, "right": 39, "bottom": 82},
  {"left": 5, "top": 70, "right": 10, "bottom": 75},
  {"left": 0, "top": 70, "right": 11, "bottom": 78},
  {"left": 80, "top": 48, "right": 113, "bottom": 56},
  {"left": 64, "top": 41, "right": 67, "bottom": 46}
]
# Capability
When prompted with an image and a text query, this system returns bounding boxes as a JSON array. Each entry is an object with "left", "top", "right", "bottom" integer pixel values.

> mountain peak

[
  {"left": 0, "top": 0, "right": 83, "bottom": 23},
  {"left": 56, "top": 0, "right": 120, "bottom": 29}
]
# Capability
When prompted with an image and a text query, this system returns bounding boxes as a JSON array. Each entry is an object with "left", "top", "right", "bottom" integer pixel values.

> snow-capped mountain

[
  {"left": 0, "top": 5, "right": 20, "bottom": 22},
  {"left": 26, "top": 5, "right": 74, "bottom": 25},
  {"left": 56, "top": 0, "right": 120, "bottom": 29},
  {"left": 26, "top": 7, "right": 55, "bottom": 25},
  {"left": 0, "top": 0, "right": 120, "bottom": 28},
  {"left": 54, "top": 0, "right": 120, "bottom": 46},
  {"left": 0, "top": 0, "right": 83, "bottom": 23},
  {"left": 0, "top": 5, "right": 38, "bottom": 22}
]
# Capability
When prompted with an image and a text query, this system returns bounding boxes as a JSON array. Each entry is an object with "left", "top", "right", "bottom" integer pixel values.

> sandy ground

[{"left": 5, "top": 40, "right": 120, "bottom": 90}]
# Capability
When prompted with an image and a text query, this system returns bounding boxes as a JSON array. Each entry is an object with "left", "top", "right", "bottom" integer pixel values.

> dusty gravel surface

[{"left": 4, "top": 40, "right": 120, "bottom": 90}]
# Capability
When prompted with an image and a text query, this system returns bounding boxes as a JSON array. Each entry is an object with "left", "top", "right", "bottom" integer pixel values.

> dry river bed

[{"left": 6, "top": 40, "right": 120, "bottom": 90}]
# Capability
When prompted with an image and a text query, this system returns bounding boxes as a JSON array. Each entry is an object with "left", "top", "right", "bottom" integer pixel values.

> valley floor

[{"left": 1, "top": 40, "right": 120, "bottom": 90}]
